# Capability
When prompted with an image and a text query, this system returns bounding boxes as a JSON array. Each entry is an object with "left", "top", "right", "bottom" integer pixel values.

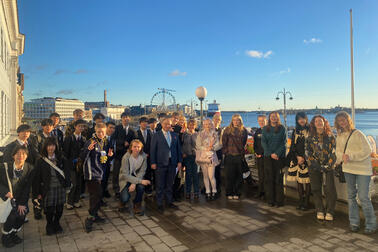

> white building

[
  {"left": 24, "top": 97, "right": 85, "bottom": 121},
  {"left": 0, "top": 0, "right": 25, "bottom": 146},
  {"left": 101, "top": 105, "right": 126, "bottom": 121}
]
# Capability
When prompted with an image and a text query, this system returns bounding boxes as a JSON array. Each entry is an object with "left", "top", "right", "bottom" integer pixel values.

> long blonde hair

[
  {"left": 334, "top": 111, "right": 354, "bottom": 133},
  {"left": 227, "top": 114, "right": 244, "bottom": 133}
]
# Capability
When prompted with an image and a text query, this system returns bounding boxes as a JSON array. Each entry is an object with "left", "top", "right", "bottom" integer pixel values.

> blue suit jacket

[{"left": 150, "top": 130, "right": 182, "bottom": 167}]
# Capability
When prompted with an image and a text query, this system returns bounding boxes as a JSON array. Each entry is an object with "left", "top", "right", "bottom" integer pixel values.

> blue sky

[{"left": 18, "top": 0, "right": 378, "bottom": 111}]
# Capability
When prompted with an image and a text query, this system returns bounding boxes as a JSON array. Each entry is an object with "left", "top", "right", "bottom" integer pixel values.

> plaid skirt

[{"left": 44, "top": 186, "right": 66, "bottom": 208}]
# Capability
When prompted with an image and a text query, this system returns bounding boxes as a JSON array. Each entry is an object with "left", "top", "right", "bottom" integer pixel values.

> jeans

[
  {"left": 184, "top": 155, "right": 199, "bottom": 194},
  {"left": 345, "top": 172, "right": 377, "bottom": 230},
  {"left": 120, "top": 182, "right": 145, "bottom": 204}
]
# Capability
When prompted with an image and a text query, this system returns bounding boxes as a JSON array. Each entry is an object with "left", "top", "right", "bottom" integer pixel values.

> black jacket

[
  {"left": 2, "top": 138, "right": 39, "bottom": 165},
  {"left": 137, "top": 129, "right": 152, "bottom": 155},
  {"left": 113, "top": 125, "right": 136, "bottom": 160},
  {"left": 63, "top": 134, "right": 86, "bottom": 170},
  {"left": 0, "top": 162, "right": 34, "bottom": 206},
  {"left": 32, "top": 156, "right": 70, "bottom": 199},
  {"left": 253, "top": 128, "right": 264, "bottom": 156},
  {"left": 287, "top": 129, "right": 308, "bottom": 167},
  {"left": 51, "top": 127, "right": 64, "bottom": 151}
]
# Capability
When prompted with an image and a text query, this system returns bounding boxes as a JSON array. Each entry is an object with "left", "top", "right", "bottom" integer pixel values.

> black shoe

[
  {"left": 46, "top": 224, "right": 56, "bottom": 236},
  {"left": 10, "top": 233, "right": 22, "bottom": 244},
  {"left": 103, "top": 191, "right": 111, "bottom": 198},
  {"left": 205, "top": 193, "right": 211, "bottom": 200},
  {"left": 34, "top": 210, "right": 42, "bottom": 220},
  {"left": 54, "top": 223, "right": 63, "bottom": 234},
  {"left": 157, "top": 205, "right": 164, "bottom": 214},
  {"left": 94, "top": 215, "right": 106, "bottom": 223},
  {"left": 1, "top": 234, "right": 15, "bottom": 248},
  {"left": 115, "top": 192, "right": 120, "bottom": 199},
  {"left": 85, "top": 218, "right": 94, "bottom": 233},
  {"left": 168, "top": 203, "right": 178, "bottom": 209},
  {"left": 276, "top": 203, "right": 284, "bottom": 208},
  {"left": 194, "top": 193, "right": 199, "bottom": 199},
  {"left": 118, "top": 206, "right": 128, "bottom": 213},
  {"left": 268, "top": 203, "right": 275, "bottom": 207},
  {"left": 100, "top": 199, "right": 108, "bottom": 207},
  {"left": 185, "top": 194, "right": 191, "bottom": 200}
]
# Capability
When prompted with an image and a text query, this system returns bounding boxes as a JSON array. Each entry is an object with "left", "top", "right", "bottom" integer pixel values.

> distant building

[
  {"left": 24, "top": 97, "right": 85, "bottom": 121},
  {"left": 85, "top": 101, "right": 107, "bottom": 111},
  {"left": 101, "top": 105, "right": 126, "bottom": 121},
  {"left": 0, "top": 0, "right": 25, "bottom": 145}
]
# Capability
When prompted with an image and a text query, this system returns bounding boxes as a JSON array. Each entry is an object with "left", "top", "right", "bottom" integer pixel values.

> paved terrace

[{"left": 1, "top": 184, "right": 378, "bottom": 252}]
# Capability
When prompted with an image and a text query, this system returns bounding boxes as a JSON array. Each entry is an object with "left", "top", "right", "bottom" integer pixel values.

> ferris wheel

[{"left": 150, "top": 88, "right": 176, "bottom": 111}]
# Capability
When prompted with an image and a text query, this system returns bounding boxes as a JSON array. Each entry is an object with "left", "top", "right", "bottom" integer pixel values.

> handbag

[
  {"left": 335, "top": 129, "right": 356, "bottom": 183},
  {"left": 195, "top": 150, "right": 213, "bottom": 164},
  {"left": 0, "top": 163, "right": 13, "bottom": 223}
]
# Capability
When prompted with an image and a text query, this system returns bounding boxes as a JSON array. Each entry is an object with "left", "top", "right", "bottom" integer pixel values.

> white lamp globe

[{"left": 195, "top": 86, "right": 207, "bottom": 100}]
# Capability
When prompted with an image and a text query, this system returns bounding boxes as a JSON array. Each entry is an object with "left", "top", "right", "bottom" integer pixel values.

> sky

[{"left": 18, "top": 0, "right": 378, "bottom": 111}]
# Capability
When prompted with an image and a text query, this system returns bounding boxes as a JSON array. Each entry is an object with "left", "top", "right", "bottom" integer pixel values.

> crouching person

[
  {"left": 33, "top": 137, "right": 70, "bottom": 235},
  {"left": 81, "top": 123, "right": 113, "bottom": 233},
  {"left": 119, "top": 140, "right": 150, "bottom": 216},
  {"left": 1, "top": 146, "right": 34, "bottom": 248}
]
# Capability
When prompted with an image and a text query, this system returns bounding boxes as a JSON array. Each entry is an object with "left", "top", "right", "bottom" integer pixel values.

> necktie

[
  {"left": 143, "top": 130, "right": 147, "bottom": 142},
  {"left": 166, "top": 132, "right": 171, "bottom": 147}
]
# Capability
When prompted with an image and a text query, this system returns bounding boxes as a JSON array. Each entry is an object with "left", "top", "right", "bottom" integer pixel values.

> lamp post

[
  {"left": 275, "top": 88, "right": 293, "bottom": 130},
  {"left": 195, "top": 86, "right": 207, "bottom": 127}
]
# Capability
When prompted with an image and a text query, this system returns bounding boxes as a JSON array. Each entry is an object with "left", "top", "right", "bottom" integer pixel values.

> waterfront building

[
  {"left": 101, "top": 105, "right": 126, "bottom": 121},
  {"left": 24, "top": 97, "right": 85, "bottom": 121},
  {"left": 0, "top": 0, "right": 25, "bottom": 146}
]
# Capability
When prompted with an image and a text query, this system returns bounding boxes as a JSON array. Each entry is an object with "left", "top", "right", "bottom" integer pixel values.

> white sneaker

[
  {"left": 317, "top": 212, "right": 325, "bottom": 220},
  {"left": 325, "top": 213, "right": 333, "bottom": 221},
  {"left": 66, "top": 204, "right": 74, "bottom": 210},
  {"left": 233, "top": 196, "right": 240, "bottom": 200},
  {"left": 74, "top": 202, "right": 82, "bottom": 208},
  {"left": 227, "top": 196, "right": 233, "bottom": 200}
]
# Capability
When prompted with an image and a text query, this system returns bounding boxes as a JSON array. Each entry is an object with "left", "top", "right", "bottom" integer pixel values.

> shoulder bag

[
  {"left": 335, "top": 129, "right": 356, "bottom": 183},
  {"left": 0, "top": 163, "right": 13, "bottom": 223}
]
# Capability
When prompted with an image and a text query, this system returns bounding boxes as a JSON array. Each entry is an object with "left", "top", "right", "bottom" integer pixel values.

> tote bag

[{"left": 0, "top": 163, "right": 13, "bottom": 223}]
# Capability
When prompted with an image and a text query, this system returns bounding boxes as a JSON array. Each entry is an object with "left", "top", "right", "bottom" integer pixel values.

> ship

[{"left": 207, "top": 100, "right": 221, "bottom": 117}]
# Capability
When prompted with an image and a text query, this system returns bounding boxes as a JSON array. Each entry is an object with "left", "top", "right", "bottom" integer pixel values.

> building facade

[
  {"left": 100, "top": 105, "right": 126, "bottom": 121},
  {"left": 24, "top": 97, "right": 85, "bottom": 121},
  {"left": 0, "top": 0, "right": 25, "bottom": 146}
]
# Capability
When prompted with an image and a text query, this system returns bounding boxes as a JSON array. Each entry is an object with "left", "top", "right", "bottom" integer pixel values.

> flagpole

[{"left": 350, "top": 9, "right": 356, "bottom": 124}]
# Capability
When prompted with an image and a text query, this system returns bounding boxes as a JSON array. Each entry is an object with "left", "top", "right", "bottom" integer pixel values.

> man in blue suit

[{"left": 150, "top": 117, "right": 182, "bottom": 213}]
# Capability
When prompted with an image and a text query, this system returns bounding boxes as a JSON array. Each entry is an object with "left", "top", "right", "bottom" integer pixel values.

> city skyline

[{"left": 18, "top": 0, "right": 378, "bottom": 111}]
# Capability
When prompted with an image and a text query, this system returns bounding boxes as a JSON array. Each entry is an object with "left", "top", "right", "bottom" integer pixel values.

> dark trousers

[
  {"left": 112, "top": 159, "right": 122, "bottom": 193},
  {"left": 68, "top": 169, "right": 82, "bottom": 205},
  {"left": 215, "top": 150, "right": 222, "bottom": 193},
  {"left": 3, "top": 207, "right": 27, "bottom": 234},
  {"left": 45, "top": 205, "right": 64, "bottom": 228},
  {"left": 256, "top": 157, "right": 265, "bottom": 194},
  {"left": 184, "top": 155, "right": 199, "bottom": 194},
  {"left": 309, "top": 169, "right": 337, "bottom": 215},
  {"left": 155, "top": 163, "right": 176, "bottom": 206},
  {"left": 101, "top": 162, "right": 111, "bottom": 194},
  {"left": 86, "top": 180, "right": 102, "bottom": 217},
  {"left": 120, "top": 182, "right": 145, "bottom": 204},
  {"left": 264, "top": 157, "right": 284, "bottom": 205},
  {"left": 224, "top": 155, "right": 243, "bottom": 196},
  {"left": 143, "top": 157, "right": 153, "bottom": 193}
]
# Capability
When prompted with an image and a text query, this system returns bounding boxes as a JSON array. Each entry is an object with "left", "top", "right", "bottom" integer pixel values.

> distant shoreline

[{"left": 220, "top": 109, "right": 378, "bottom": 114}]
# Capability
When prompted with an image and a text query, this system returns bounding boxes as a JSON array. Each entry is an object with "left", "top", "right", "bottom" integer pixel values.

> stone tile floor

[{"left": 1, "top": 186, "right": 378, "bottom": 252}]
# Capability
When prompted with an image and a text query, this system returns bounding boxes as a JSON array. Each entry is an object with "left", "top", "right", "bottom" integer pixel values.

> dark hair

[
  {"left": 158, "top": 113, "right": 167, "bottom": 119},
  {"left": 40, "top": 137, "right": 60, "bottom": 158},
  {"left": 17, "top": 124, "right": 32, "bottom": 133},
  {"left": 309, "top": 115, "right": 332, "bottom": 137},
  {"left": 172, "top": 112, "right": 180, "bottom": 117},
  {"left": 41, "top": 118, "right": 53, "bottom": 126},
  {"left": 49, "top": 112, "right": 60, "bottom": 118},
  {"left": 74, "top": 119, "right": 87, "bottom": 127},
  {"left": 148, "top": 118, "right": 157, "bottom": 124},
  {"left": 73, "top": 109, "right": 84, "bottom": 115},
  {"left": 139, "top": 117, "right": 148, "bottom": 123},
  {"left": 106, "top": 121, "right": 116, "bottom": 127},
  {"left": 121, "top": 112, "right": 131, "bottom": 118},
  {"left": 266, "top": 111, "right": 283, "bottom": 133},
  {"left": 295, "top": 112, "right": 309, "bottom": 131},
  {"left": 93, "top": 113, "right": 105, "bottom": 121},
  {"left": 11, "top": 145, "right": 29, "bottom": 158}
]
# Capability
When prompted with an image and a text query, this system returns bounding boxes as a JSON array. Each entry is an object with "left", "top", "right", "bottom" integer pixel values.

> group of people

[{"left": 0, "top": 108, "right": 376, "bottom": 248}]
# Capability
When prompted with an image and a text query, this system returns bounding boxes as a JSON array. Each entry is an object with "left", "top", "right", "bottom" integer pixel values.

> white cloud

[
  {"left": 245, "top": 50, "right": 273, "bottom": 59},
  {"left": 279, "top": 67, "right": 291, "bottom": 74},
  {"left": 303, "top": 38, "right": 322, "bottom": 44},
  {"left": 169, "top": 69, "right": 187, "bottom": 76}
]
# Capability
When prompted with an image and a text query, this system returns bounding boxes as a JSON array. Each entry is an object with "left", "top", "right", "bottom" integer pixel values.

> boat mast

[{"left": 350, "top": 9, "right": 356, "bottom": 124}]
